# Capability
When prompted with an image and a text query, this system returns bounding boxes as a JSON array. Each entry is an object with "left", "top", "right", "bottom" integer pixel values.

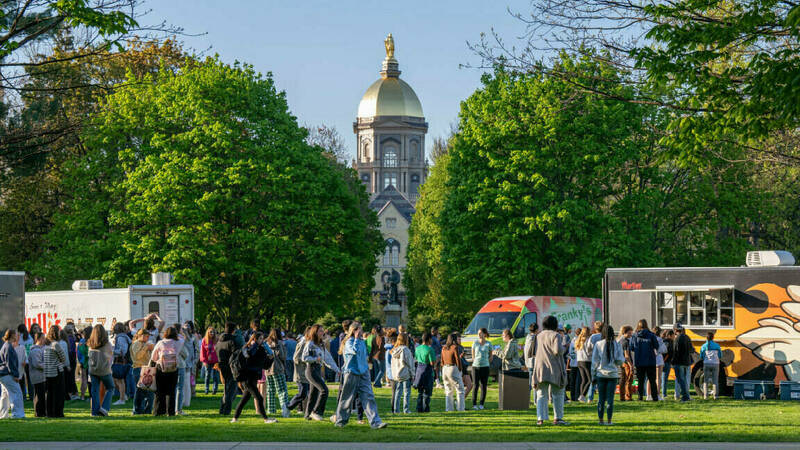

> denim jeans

[
  {"left": 535, "top": 382, "right": 565, "bottom": 421},
  {"left": 204, "top": 364, "right": 219, "bottom": 394},
  {"left": 393, "top": 379, "right": 411, "bottom": 413},
  {"left": 596, "top": 377, "right": 617, "bottom": 422},
  {"left": 175, "top": 367, "right": 186, "bottom": 412},
  {"left": 0, "top": 374, "right": 26, "bottom": 418},
  {"left": 335, "top": 372, "right": 382, "bottom": 427},
  {"left": 372, "top": 359, "right": 385, "bottom": 388},
  {"left": 90, "top": 374, "right": 114, "bottom": 415},
  {"left": 126, "top": 365, "right": 136, "bottom": 399},
  {"left": 131, "top": 368, "right": 154, "bottom": 414},
  {"left": 661, "top": 363, "right": 673, "bottom": 399},
  {"left": 674, "top": 365, "right": 690, "bottom": 401}
]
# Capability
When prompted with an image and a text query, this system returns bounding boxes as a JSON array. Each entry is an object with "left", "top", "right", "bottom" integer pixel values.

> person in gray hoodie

[
  {"left": 286, "top": 328, "right": 309, "bottom": 413},
  {"left": 28, "top": 333, "right": 47, "bottom": 417}
]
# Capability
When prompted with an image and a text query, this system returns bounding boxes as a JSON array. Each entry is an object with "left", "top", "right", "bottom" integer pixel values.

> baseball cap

[{"left": 564, "top": 324, "right": 572, "bottom": 331}]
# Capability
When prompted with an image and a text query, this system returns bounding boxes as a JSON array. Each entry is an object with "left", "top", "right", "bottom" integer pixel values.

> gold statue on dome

[{"left": 384, "top": 33, "right": 395, "bottom": 60}]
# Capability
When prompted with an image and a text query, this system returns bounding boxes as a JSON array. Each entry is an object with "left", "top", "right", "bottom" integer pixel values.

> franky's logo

[{"left": 621, "top": 281, "right": 642, "bottom": 290}]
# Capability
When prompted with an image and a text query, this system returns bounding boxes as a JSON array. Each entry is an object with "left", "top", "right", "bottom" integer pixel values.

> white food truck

[{"left": 24, "top": 273, "right": 194, "bottom": 331}]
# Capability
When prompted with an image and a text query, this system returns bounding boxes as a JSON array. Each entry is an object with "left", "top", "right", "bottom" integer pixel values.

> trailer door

[
  {"left": 607, "top": 290, "right": 653, "bottom": 330},
  {"left": 142, "top": 296, "right": 180, "bottom": 325}
]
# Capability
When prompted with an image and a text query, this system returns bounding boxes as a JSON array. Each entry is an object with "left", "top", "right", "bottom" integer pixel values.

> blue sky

[{"left": 147, "top": 1, "right": 531, "bottom": 161}]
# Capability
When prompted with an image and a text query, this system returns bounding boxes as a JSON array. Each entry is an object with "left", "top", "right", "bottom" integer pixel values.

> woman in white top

[
  {"left": 470, "top": 328, "right": 492, "bottom": 410},
  {"left": 591, "top": 325, "right": 623, "bottom": 425},
  {"left": 575, "top": 327, "right": 592, "bottom": 402}
]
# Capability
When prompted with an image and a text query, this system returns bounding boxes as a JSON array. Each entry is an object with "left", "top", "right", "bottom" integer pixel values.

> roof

[
  {"left": 369, "top": 185, "right": 415, "bottom": 222},
  {"left": 357, "top": 77, "right": 424, "bottom": 119}
]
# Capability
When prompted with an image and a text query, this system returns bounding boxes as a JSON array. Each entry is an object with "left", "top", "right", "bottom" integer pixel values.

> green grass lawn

[{"left": 2, "top": 382, "right": 799, "bottom": 442}]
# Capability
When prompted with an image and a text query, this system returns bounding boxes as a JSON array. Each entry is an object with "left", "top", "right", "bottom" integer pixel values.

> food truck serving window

[{"left": 655, "top": 287, "right": 733, "bottom": 328}]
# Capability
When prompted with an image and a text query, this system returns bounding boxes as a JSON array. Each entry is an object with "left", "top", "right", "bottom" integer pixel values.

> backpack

[
  {"left": 229, "top": 348, "right": 248, "bottom": 382},
  {"left": 158, "top": 344, "right": 179, "bottom": 373},
  {"left": 77, "top": 342, "right": 88, "bottom": 366}
]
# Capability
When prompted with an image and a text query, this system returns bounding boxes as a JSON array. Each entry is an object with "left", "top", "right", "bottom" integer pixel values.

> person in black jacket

[
  {"left": 629, "top": 319, "right": 659, "bottom": 401},
  {"left": 216, "top": 322, "right": 241, "bottom": 415},
  {"left": 231, "top": 332, "right": 276, "bottom": 424},
  {"left": 671, "top": 324, "right": 693, "bottom": 402}
]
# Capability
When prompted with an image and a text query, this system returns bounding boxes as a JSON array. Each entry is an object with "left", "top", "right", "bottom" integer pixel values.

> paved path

[{"left": 1, "top": 443, "right": 798, "bottom": 450}]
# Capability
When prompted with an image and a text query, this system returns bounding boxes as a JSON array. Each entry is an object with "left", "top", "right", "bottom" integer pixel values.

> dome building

[{"left": 353, "top": 34, "right": 427, "bottom": 326}]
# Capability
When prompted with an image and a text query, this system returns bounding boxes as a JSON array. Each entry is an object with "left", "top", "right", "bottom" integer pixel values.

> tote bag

[{"left": 137, "top": 366, "right": 158, "bottom": 392}]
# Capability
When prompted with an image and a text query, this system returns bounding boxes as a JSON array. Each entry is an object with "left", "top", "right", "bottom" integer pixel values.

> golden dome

[{"left": 357, "top": 77, "right": 424, "bottom": 119}]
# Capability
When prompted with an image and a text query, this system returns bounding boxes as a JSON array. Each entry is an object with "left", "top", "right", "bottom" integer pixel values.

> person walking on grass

[
  {"left": 471, "top": 328, "right": 492, "bottom": 410},
  {"left": 390, "top": 332, "right": 414, "bottom": 414},
  {"left": 332, "top": 321, "right": 387, "bottom": 429},
  {"left": 150, "top": 326, "right": 187, "bottom": 417},
  {"left": 531, "top": 315, "right": 569, "bottom": 426},
  {"left": 216, "top": 322, "right": 241, "bottom": 415},
  {"left": 630, "top": 319, "right": 659, "bottom": 402},
  {"left": 441, "top": 333, "right": 466, "bottom": 412},
  {"left": 87, "top": 325, "right": 113, "bottom": 417},
  {"left": 701, "top": 332, "right": 722, "bottom": 400},
  {"left": 131, "top": 329, "right": 155, "bottom": 415},
  {"left": 302, "top": 324, "right": 331, "bottom": 421},
  {"left": 575, "top": 327, "right": 592, "bottom": 402},
  {"left": 200, "top": 327, "right": 220, "bottom": 395},
  {"left": 592, "top": 325, "right": 624, "bottom": 426},
  {"left": 0, "top": 329, "right": 25, "bottom": 419},
  {"left": 286, "top": 326, "right": 310, "bottom": 414},
  {"left": 414, "top": 332, "right": 436, "bottom": 413},
  {"left": 231, "top": 332, "right": 277, "bottom": 424},
  {"left": 264, "top": 328, "right": 291, "bottom": 418}
]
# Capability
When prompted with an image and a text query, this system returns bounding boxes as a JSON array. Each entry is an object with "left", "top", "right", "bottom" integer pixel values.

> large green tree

[
  {"left": 35, "top": 58, "right": 383, "bottom": 326},
  {"left": 406, "top": 57, "right": 764, "bottom": 328}
]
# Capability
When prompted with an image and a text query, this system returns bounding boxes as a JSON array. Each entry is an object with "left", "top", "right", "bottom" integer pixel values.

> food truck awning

[{"left": 654, "top": 285, "right": 734, "bottom": 291}]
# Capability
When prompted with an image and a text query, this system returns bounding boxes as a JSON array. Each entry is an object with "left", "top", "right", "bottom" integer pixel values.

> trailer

[
  {"left": 25, "top": 275, "right": 194, "bottom": 331},
  {"left": 0, "top": 271, "right": 26, "bottom": 333},
  {"left": 603, "top": 252, "right": 800, "bottom": 393}
]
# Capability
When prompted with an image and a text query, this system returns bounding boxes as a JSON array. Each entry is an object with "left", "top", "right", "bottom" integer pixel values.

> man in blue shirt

[{"left": 333, "top": 323, "right": 387, "bottom": 429}]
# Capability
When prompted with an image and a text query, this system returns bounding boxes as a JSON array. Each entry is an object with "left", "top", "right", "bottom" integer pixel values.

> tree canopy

[{"left": 33, "top": 58, "right": 383, "bottom": 327}]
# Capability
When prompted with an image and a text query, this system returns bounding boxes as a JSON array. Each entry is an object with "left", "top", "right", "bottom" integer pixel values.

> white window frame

[
  {"left": 383, "top": 172, "right": 397, "bottom": 189},
  {"left": 384, "top": 147, "right": 398, "bottom": 167},
  {"left": 654, "top": 286, "right": 735, "bottom": 329}
]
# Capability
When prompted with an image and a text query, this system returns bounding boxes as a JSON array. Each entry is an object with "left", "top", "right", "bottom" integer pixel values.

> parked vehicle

[
  {"left": 461, "top": 295, "right": 603, "bottom": 363},
  {"left": 25, "top": 273, "right": 194, "bottom": 331},
  {"left": 603, "top": 251, "right": 800, "bottom": 395},
  {"left": 0, "top": 271, "right": 26, "bottom": 333}
]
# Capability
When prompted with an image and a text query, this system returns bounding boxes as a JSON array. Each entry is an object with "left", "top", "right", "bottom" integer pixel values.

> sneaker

[
  {"left": 577, "top": 395, "right": 586, "bottom": 402},
  {"left": 472, "top": 405, "right": 480, "bottom": 410},
  {"left": 98, "top": 408, "right": 108, "bottom": 417},
  {"left": 282, "top": 407, "right": 291, "bottom": 418},
  {"left": 536, "top": 420, "right": 544, "bottom": 426},
  {"left": 599, "top": 420, "right": 605, "bottom": 426},
  {"left": 309, "top": 412, "right": 324, "bottom": 421},
  {"left": 112, "top": 399, "right": 126, "bottom": 406},
  {"left": 264, "top": 418, "right": 277, "bottom": 424},
  {"left": 177, "top": 410, "right": 187, "bottom": 416},
  {"left": 646, "top": 395, "right": 653, "bottom": 401},
  {"left": 330, "top": 414, "right": 337, "bottom": 423},
  {"left": 358, "top": 420, "right": 365, "bottom": 424},
  {"left": 373, "top": 422, "right": 388, "bottom": 429},
  {"left": 230, "top": 418, "right": 238, "bottom": 423},
  {"left": 479, "top": 405, "right": 485, "bottom": 410},
  {"left": 70, "top": 395, "right": 80, "bottom": 401},
  {"left": 553, "top": 419, "right": 570, "bottom": 426},
  {"left": 606, "top": 421, "right": 614, "bottom": 426}
]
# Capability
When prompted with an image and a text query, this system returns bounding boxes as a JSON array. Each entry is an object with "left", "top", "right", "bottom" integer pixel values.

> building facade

[{"left": 353, "top": 34, "right": 427, "bottom": 322}]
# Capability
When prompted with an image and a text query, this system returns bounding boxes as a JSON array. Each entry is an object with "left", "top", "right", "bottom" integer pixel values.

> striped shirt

[{"left": 43, "top": 342, "right": 66, "bottom": 378}]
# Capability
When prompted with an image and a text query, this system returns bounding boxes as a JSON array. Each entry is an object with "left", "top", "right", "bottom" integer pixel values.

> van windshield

[{"left": 464, "top": 312, "right": 519, "bottom": 336}]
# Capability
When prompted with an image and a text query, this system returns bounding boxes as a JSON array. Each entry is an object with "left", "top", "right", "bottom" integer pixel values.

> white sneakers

[
  {"left": 230, "top": 418, "right": 238, "bottom": 423},
  {"left": 112, "top": 399, "right": 126, "bottom": 406},
  {"left": 309, "top": 412, "right": 324, "bottom": 421},
  {"left": 264, "top": 418, "right": 278, "bottom": 424}
]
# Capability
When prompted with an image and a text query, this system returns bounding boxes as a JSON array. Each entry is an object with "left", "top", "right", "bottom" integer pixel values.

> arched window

[
  {"left": 383, "top": 239, "right": 401, "bottom": 266},
  {"left": 362, "top": 142, "right": 370, "bottom": 161},
  {"left": 384, "top": 146, "right": 398, "bottom": 167}
]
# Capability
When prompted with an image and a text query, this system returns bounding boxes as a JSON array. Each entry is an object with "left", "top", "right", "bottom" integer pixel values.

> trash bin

[
  {"left": 498, "top": 369, "right": 530, "bottom": 410},
  {"left": 780, "top": 381, "right": 800, "bottom": 401}
]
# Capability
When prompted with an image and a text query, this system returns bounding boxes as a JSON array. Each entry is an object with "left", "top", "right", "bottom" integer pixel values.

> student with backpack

[
  {"left": 701, "top": 332, "right": 722, "bottom": 399},
  {"left": 87, "top": 325, "right": 114, "bottom": 417},
  {"left": 131, "top": 329, "right": 155, "bottom": 414},
  {"left": 149, "top": 326, "right": 187, "bottom": 416},
  {"left": 230, "top": 332, "right": 277, "bottom": 424},
  {"left": 111, "top": 322, "right": 132, "bottom": 406}
]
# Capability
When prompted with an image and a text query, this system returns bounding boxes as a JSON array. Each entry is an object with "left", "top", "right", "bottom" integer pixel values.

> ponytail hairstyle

[
  {"left": 706, "top": 331, "right": 714, "bottom": 342},
  {"left": 339, "top": 321, "right": 361, "bottom": 355},
  {"left": 602, "top": 325, "right": 615, "bottom": 364}
]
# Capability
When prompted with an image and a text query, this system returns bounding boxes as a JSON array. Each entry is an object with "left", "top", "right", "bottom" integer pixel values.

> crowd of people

[{"left": 0, "top": 313, "right": 724, "bottom": 426}]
